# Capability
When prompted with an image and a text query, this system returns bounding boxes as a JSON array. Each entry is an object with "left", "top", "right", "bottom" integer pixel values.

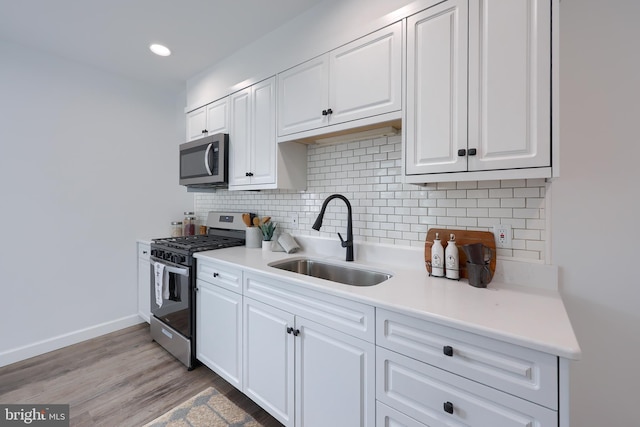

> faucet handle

[{"left": 337, "top": 232, "right": 352, "bottom": 248}]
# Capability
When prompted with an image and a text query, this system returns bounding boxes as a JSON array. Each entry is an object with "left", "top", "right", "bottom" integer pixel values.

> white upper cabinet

[
  {"left": 277, "top": 56, "right": 329, "bottom": 136},
  {"left": 186, "top": 97, "right": 229, "bottom": 141},
  {"left": 329, "top": 21, "right": 402, "bottom": 125},
  {"left": 251, "top": 79, "right": 279, "bottom": 186},
  {"left": 229, "top": 87, "right": 252, "bottom": 187},
  {"left": 405, "top": 0, "right": 468, "bottom": 175},
  {"left": 468, "top": 0, "right": 551, "bottom": 171},
  {"left": 229, "top": 77, "right": 307, "bottom": 191},
  {"left": 277, "top": 22, "right": 402, "bottom": 140},
  {"left": 405, "top": 0, "right": 552, "bottom": 182},
  {"left": 230, "top": 78, "right": 277, "bottom": 188}
]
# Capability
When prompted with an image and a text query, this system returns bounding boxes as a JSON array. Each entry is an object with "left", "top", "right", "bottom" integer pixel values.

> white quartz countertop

[{"left": 194, "top": 237, "right": 581, "bottom": 360}]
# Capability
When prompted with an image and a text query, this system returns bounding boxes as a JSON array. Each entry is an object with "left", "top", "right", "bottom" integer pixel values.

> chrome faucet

[{"left": 312, "top": 194, "right": 354, "bottom": 261}]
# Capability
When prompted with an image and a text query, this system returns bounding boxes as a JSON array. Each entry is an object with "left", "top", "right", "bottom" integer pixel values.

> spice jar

[
  {"left": 171, "top": 221, "right": 183, "bottom": 237},
  {"left": 183, "top": 212, "right": 196, "bottom": 236}
]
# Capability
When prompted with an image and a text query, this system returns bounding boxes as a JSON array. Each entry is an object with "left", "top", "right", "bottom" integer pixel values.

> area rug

[{"left": 143, "top": 387, "right": 261, "bottom": 427}]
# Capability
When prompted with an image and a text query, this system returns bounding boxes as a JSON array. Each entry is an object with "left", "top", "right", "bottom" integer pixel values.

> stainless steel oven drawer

[{"left": 151, "top": 316, "right": 193, "bottom": 369}]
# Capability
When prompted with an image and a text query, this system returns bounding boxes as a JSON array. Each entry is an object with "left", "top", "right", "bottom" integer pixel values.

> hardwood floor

[{"left": 0, "top": 323, "right": 283, "bottom": 427}]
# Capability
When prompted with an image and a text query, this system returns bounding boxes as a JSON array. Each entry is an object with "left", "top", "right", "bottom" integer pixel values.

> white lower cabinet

[
  {"left": 243, "top": 297, "right": 295, "bottom": 426},
  {"left": 194, "top": 259, "right": 567, "bottom": 427},
  {"left": 196, "top": 280, "right": 243, "bottom": 389},
  {"left": 242, "top": 272, "right": 375, "bottom": 427},
  {"left": 376, "top": 308, "right": 559, "bottom": 427},
  {"left": 377, "top": 347, "right": 557, "bottom": 427},
  {"left": 195, "top": 260, "right": 243, "bottom": 389},
  {"left": 295, "top": 316, "right": 375, "bottom": 427},
  {"left": 377, "top": 401, "right": 428, "bottom": 427},
  {"left": 137, "top": 242, "right": 150, "bottom": 323}
]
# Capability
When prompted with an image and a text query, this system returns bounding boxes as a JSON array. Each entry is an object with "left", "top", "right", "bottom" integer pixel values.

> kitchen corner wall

[{"left": 195, "top": 135, "right": 548, "bottom": 261}]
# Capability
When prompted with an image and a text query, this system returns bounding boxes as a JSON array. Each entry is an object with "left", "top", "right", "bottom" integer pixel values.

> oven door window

[{"left": 150, "top": 262, "right": 191, "bottom": 338}]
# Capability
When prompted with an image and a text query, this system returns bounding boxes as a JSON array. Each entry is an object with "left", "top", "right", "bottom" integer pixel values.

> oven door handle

[
  {"left": 204, "top": 143, "right": 213, "bottom": 176},
  {"left": 150, "top": 257, "right": 190, "bottom": 277}
]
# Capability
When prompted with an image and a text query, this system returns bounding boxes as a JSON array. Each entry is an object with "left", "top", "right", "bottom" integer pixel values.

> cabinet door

[
  {"left": 205, "top": 97, "right": 229, "bottom": 135},
  {"left": 329, "top": 22, "right": 402, "bottom": 125},
  {"left": 277, "top": 55, "right": 329, "bottom": 136},
  {"left": 405, "top": 0, "right": 468, "bottom": 175},
  {"left": 243, "top": 297, "right": 295, "bottom": 426},
  {"left": 196, "top": 281, "right": 242, "bottom": 389},
  {"left": 468, "top": 0, "right": 551, "bottom": 171},
  {"left": 295, "top": 317, "right": 375, "bottom": 427},
  {"left": 250, "top": 77, "right": 276, "bottom": 185},
  {"left": 229, "top": 87, "right": 252, "bottom": 186},
  {"left": 186, "top": 107, "right": 207, "bottom": 141},
  {"left": 137, "top": 244, "right": 150, "bottom": 323}
]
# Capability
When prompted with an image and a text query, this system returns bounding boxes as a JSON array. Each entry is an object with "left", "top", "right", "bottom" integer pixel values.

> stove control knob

[{"left": 172, "top": 255, "right": 186, "bottom": 264}]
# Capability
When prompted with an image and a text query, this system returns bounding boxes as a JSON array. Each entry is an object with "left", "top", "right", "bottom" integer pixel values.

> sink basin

[{"left": 269, "top": 258, "right": 392, "bottom": 286}]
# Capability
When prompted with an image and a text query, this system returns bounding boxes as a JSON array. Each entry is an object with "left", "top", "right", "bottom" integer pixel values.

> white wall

[
  {"left": 554, "top": 0, "right": 640, "bottom": 425},
  {"left": 186, "top": 0, "right": 417, "bottom": 110},
  {"left": 0, "top": 40, "right": 192, "bottom": 365}
]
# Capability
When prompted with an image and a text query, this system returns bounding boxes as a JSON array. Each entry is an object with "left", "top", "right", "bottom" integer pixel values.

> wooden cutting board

[{"left": 425, "top": 228, "right": 496, "bottom": 280}]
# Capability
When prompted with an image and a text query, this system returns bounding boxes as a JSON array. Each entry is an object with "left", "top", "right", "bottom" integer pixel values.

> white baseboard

[{"left": 0, "top": 315, "right": 145, "bottom": 368}]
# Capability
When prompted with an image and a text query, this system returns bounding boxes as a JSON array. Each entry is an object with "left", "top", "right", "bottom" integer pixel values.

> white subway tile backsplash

[
  {"left": 490, "top": 188, "right": 513, "bottom": 198},
  {"left": 194, "top": 135, "right": 547, "bottom": 261},
  {"left": 456, "top": 199, "right": 477, "bottom": 208},
  {"left": 467, "top": 189, "right": 489, "bottom": 199},
  {"left": 501, "top": 179, "right": 527, "bottom": 188},
  {"left": 478, "top": 198, "right": 501, "bottom": 208},
  {"left": 501, "top": 198, "right": 526, "bottom": 208}
]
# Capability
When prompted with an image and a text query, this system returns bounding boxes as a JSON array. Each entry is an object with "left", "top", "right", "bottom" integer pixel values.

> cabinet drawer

[
  {"left": 138, "top": 243, "right": 150, "bottom": 260},
  {"left": 377, "top": 347, "right": 557, "bottom": 427},
  {"left": 377, "top": 401, "right": 427, "bottom": 427},
  {"left": 244, "top": 271, "right": 375, "bottom": 342},
  {"left": 376, "top": 308, "right": 558, "bottom": 410},
  {"left": 197, "top": 261, "right": 242, "bottom": 293}
]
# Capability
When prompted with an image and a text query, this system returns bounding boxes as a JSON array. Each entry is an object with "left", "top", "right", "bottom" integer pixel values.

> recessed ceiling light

[{"left": 150, "top": 44, "right": 171, "bottom": 57}]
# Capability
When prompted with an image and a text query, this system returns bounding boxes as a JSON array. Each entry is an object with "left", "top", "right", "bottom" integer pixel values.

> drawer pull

[
  {"left": 443, "top": 401, "right": 454, "bottom": 414},
  {"left": 443, "top": 345, "right": 454, "bottom": 357},
  {"left": 286, "top": 327, "right": 294, "bottom": 334},
  {"left": 213, "top": 272, "right": 219, "bottom": 278}
]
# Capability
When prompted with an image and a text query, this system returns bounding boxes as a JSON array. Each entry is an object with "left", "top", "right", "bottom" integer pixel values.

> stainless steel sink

[{"left": 269, "top": 258, "right": 392, "bottom": 286}]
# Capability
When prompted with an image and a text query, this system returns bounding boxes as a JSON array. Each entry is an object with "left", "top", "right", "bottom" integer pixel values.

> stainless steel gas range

[{"left": 149, "top": 211, "right": 251, "bottom": 369}]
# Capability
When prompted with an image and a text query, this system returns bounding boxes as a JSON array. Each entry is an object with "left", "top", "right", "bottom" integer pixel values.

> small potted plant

[{"left": 258, "top": 218, "right": 277, "bottom": 250}]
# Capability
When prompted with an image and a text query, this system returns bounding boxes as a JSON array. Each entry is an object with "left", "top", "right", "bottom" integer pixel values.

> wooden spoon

[
  {"left": 253, "top": 217, "right": 260, "bottom": 227},
  {"left": 242, "top": 213, "right": 252, "bottom": 227}
]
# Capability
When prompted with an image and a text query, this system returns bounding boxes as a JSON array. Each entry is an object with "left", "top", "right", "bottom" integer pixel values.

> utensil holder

[
  {"left": 466, "top": 261, "right": 493, "bottom": 288},
  {"left": 246, "top": 227, "right": 262, "bottom": 248}
]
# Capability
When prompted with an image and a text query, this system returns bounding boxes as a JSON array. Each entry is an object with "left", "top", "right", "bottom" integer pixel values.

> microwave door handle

[{"left": 204, "top": 143, "right": 213, "bottom": 176}]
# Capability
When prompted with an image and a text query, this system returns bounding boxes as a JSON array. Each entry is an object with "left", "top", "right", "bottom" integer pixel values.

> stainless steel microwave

[{"left": 179, "top": 133, "right": 228, "bottom": 188}]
